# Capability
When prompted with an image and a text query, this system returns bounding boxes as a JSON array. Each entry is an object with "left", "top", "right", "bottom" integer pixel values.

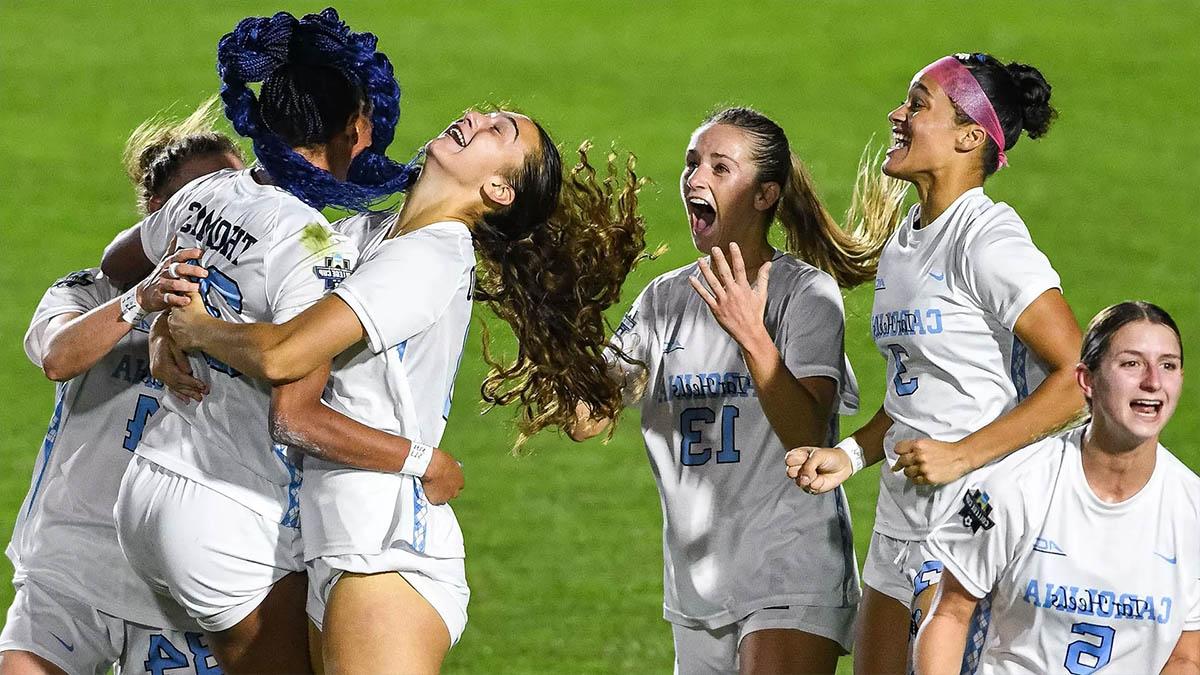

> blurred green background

[{"left": 2, "top": 2, "right": 1197, "bottom": 672}]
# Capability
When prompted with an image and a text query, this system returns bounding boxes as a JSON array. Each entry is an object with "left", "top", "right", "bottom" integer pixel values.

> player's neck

[
  {"left": 721, "top": 232, "right": 773, "bottom": 279},
  {"left": 914, "top": 171, "right": 984, "bottom": 228},
  {"left": 1081, "top": 421, "right": 1158, "bottom": 503},
  {"left": 294, "top": 146, "right": 334, "bottom": 175},
  {"left": 390, "top": 184, "right": 475, "bottom": 237}
]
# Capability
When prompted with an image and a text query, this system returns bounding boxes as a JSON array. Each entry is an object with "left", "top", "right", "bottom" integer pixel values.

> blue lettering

[
  {"left": 926, "top": 308, "right": 943, "bottom": 334},
  {"left": 1024, "top": 579, "right": 1040, "bottom": 606}
]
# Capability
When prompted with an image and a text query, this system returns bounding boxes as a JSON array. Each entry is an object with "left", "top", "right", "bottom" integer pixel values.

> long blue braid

[{"left": 216, "top": 8, "right": 417, "bottom": 211}]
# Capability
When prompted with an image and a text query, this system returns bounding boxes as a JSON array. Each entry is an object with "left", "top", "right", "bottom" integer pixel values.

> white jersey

[
  {"left": 331, "top": 210, "right": 392, "bottom": 254},
  {"left": 927, "top": 427, "right": 1200, "bottom": 674},
  {"left": 872, "top": 187, "right": 1061, "bottom": 539},
  {"left": 134, "top": 168, "right": 357, "bottom": 524},
  {"left": 9, "top": 269, "right": 189, "bottom": 627},
  {"left": 616, "top": 254, "right": 861, "bottom": 628},
  {"left": 300, "top": 220, "right": 474, "bottom": 561}
]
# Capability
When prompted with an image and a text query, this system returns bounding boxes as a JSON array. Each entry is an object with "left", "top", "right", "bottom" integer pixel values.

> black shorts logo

[{"left": 958, "top": 488, "right": 995, "bottom": 533}]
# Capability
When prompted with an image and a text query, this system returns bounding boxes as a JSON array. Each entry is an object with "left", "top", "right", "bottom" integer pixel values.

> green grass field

[{"left": 2, "top": 2, "right": 1198, "bottom": 672}]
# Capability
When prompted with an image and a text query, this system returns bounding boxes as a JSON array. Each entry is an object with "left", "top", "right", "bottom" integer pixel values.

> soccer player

[
  {"left": 786, "top": 53, "right": 1086, "bottom": 674},
  {"left": 99, "top": 10, "right": 451, "bottom": 673},
  {"left": 0, "top": 100, "right": 242, "bottom": 675},
  {"left": 915, "top": 301, "right": 1200, "bottom": 674},
  {"left": 569, "top": 107, "right": 907, "bottom": 674},
  {"left": 161, "top": 108, "right": 646, "bottom": 673}
]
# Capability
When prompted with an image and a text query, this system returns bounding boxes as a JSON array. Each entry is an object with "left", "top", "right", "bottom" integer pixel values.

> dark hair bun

[{"left": 1005, "top": 61, "right": 1056, "bottom": 139}]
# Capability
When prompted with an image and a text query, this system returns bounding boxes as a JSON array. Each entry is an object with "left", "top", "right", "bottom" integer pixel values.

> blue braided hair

[{"left": 216, "top": 8, "right": 417, "bottom": 210}]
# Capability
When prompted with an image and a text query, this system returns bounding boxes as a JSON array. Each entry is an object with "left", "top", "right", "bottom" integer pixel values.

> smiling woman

[
  {"left": 570, "top": 106, "right": 906, "bottom": 674},
  {"left": 916, "top": 302, "right": 1200, "bottom": 674},
  {"left": 785, "top": 52, "right": 1088, "bottom": 675},
  {"left": 156, "top": 107, "right": 647, "bottom": 673}
]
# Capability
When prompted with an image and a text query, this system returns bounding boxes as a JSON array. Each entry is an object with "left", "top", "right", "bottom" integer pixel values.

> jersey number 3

[
  {"left": 679, "top": 405, "right": 740, "bottom": 466},
  {"left": 887, "top": 343, "right": 918, "bottom": 396}
]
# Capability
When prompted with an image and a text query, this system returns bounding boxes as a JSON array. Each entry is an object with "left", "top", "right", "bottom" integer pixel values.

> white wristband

[
  {"left": 400, "top": 441, "right": 435, "bottom": 478},
  {"left": 836, "top": 436, "right": 866, "bottom": 475},
  {"left": 119, "top": 287, "right": 149, "bottom": 326}
]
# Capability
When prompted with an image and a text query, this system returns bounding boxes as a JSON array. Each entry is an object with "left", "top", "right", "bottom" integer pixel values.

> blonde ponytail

[{"left": 776, "top": 144, "right": 908, "bottom": 288}]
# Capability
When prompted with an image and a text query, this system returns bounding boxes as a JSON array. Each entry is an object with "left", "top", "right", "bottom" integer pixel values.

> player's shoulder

[
  {"left": 1155, "top": 445, "right": 1200, "bottom": 510},
  {"left": 767, "top": 253, "right": 839, "bottom": 294},
  {"left": 46, "top": 267, "right": 121, "bottom": 298},
  {"left": 359, "top": 221, "right": 473, "bottom": 275},
  {"left": 978, "top": 428, "right": 1075, "bottom": 506},
  {"left": 956, "top": 191, "right": 1031, "bottom": 247},
  {"left": 637, "top": 260, "right": 701, "bottom": 300}
]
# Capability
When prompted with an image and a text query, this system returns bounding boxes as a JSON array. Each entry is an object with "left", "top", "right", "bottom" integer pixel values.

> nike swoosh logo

[
  {"left": 1155, "top": 552, "right": 1178, "bottom": 565},
  {"left": 664, "top": 343, "right": 684, "bottom": 353},
  {"left": 929, "top": 272, "right": 945, "bottom": 281},
  {"left": 49, "top": 631, "right": 75, "bottom": 652}
]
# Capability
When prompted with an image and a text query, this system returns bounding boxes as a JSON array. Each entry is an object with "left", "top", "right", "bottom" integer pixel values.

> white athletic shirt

[
  {"left": 872, "top": 187, "right": 1061, "bottom": 540},
  {"left": 9, "top": 269, "right": 190, "bottom": 627},
  {"left": 134, "top": 168, "right": 357, "bottom": 524},
  {"left": 927, "top": 427, "right": 1200, "bottom": 674},
  {"left": 300, "top": 220, "right": 474, "bottom": 561},
  {"left": 331, "top": 210, "right": 391, "bottom": 254},
  {"left": 615, "top": 254, "right": 861, "bottom": 628}
]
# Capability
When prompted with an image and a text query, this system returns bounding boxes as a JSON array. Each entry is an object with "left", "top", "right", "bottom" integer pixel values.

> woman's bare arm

[
  {"left": 169, "top": 291, "right": 365, "bottom": 384},
  {"left": 269, "top": 362, "right": 464, "bottom": 504}
]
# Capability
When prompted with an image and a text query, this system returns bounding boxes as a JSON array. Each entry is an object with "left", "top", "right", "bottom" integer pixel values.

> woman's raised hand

[{"left": 689, "top": 242, "right": 772, "bottom": 347}]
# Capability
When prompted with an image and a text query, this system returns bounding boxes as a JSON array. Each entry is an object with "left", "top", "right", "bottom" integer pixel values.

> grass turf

[{"left": 1, "top": 2, "right": 1197, "bottom": 672}]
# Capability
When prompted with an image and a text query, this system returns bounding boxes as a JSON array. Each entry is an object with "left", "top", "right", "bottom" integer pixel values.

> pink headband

[{"left": 915, "top": 55, "right": 1009, "bottom": 168}]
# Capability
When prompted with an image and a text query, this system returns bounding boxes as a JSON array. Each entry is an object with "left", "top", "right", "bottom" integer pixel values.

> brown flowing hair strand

[{"left": 473, "top": 137, "right": 649, "bottom": 446}]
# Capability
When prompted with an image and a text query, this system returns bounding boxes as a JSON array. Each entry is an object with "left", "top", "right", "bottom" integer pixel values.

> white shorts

[
  {"left": 306, "top": 542, "right": 469, "bottom": 647},
  {"left": 0, "top": 578, "right": 215, "bottom": 675},
  {"left": 115, "top": 456, "right": 304, "bottom": 633},
  {"left": 670, "top": 605, "right": 856, "bottom": 675},
  {"left": 862, "top": 530, "right": 945, "bottom": 607}
]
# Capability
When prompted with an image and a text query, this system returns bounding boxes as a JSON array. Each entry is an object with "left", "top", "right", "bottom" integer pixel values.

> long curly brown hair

[{"left": 473, "top": 129, "right": 648, "bottom": 447}]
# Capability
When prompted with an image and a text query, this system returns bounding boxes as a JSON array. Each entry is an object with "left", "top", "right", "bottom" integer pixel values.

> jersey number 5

[
  {"left": 1063, "top": 622, "right": 1114, "bottom": 675},
  {"left": 679, "top": 405, "right": 739, "bottom": 466}
]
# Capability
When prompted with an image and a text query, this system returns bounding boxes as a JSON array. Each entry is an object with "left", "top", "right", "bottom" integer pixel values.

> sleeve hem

[
  {"left": 1000, "top": 280, "right": 1062, "bottom": 331},
  {"left": 787, "top": 365, "right": 843, "bottom": 384},
  {"left": 925, "top": 539, "right": 990, "bottom": 599},
  {"left": 332, "top": 286, "right": 383, "bottom": 354}
]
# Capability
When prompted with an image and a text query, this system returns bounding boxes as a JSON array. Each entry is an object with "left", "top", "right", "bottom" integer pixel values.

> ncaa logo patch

[
  {"left": 959, "top": 488, "right": 995, "bottom": 533},
  {"left": 313, "top": 253, "right": 352, "bottom": 290},
  {"left": 52, "top": 270, "right": 95, "bottom": 288},
  {"left": 615, "top": 310, "right": 638, "bottom": 337}
]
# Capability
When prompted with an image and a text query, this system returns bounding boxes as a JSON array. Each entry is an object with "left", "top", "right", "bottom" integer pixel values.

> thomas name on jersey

[
  {"left": 1022, "top": 580, "right": 1176, "bottom": 624},
  {"left": 179, "top": 201, "right": 259, "bottom": 265}
]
